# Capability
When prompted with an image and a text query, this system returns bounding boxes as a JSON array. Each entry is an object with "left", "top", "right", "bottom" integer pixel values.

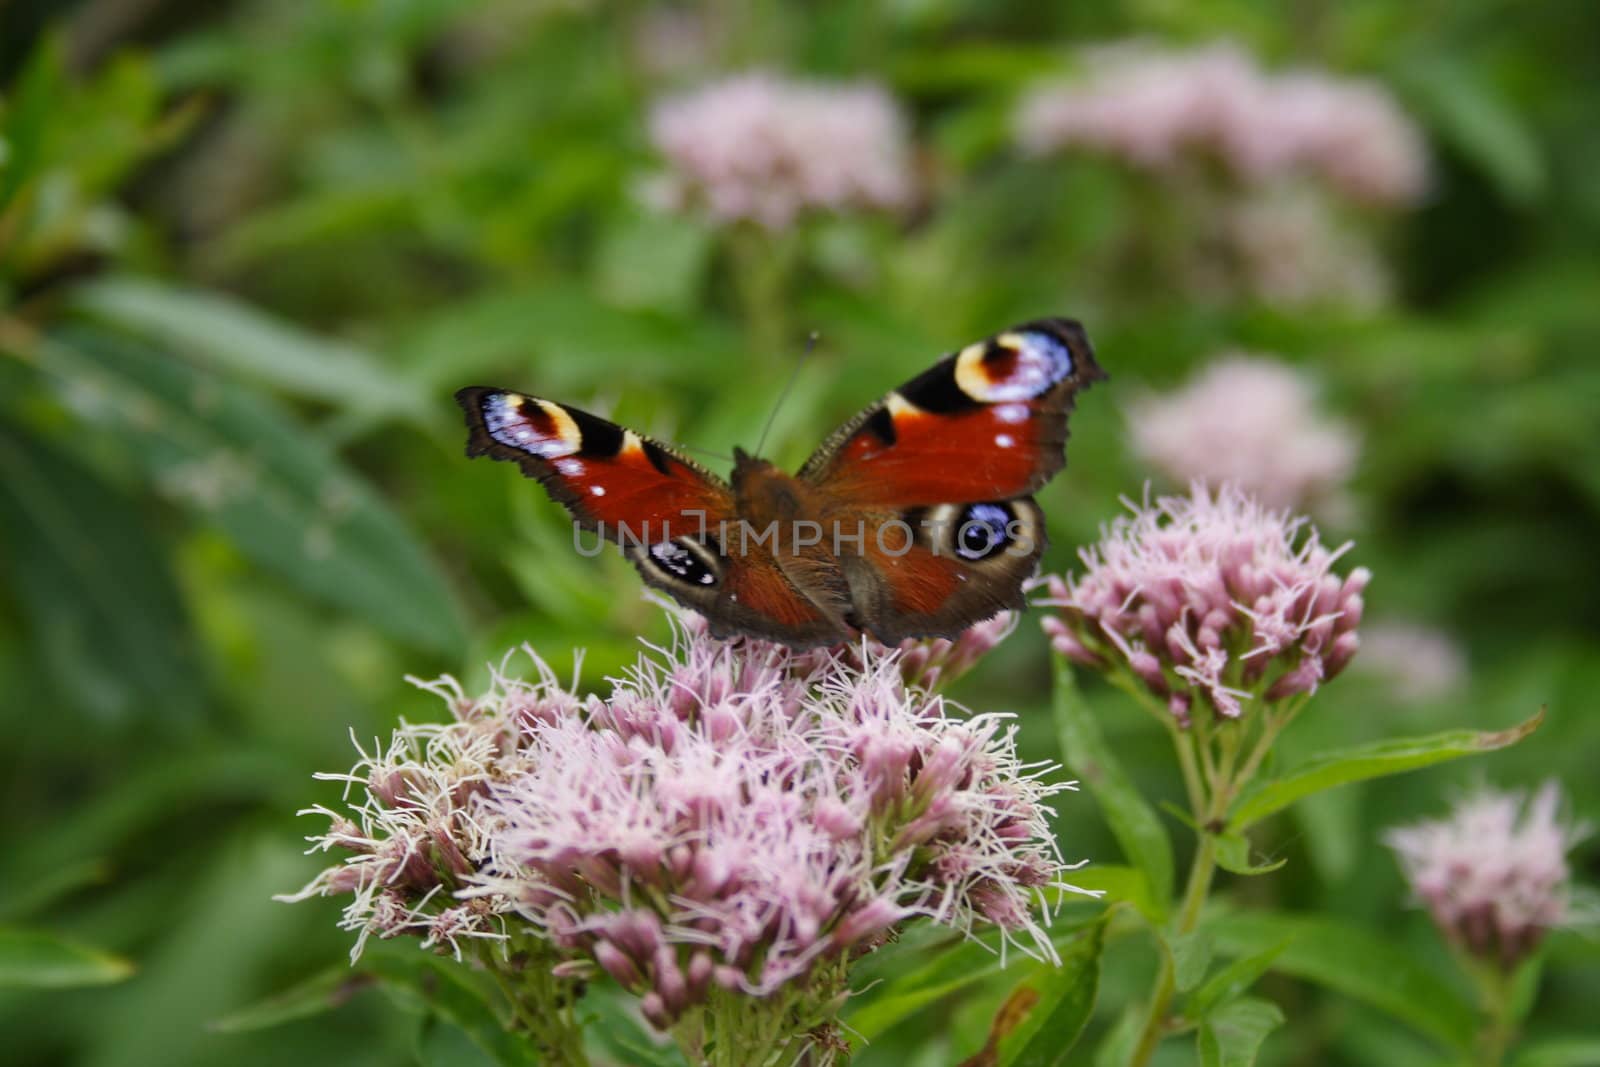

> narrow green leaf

[
  {"left": 0, "top": 36, "right": 65, "bottom": 208},
  {"left": 1185, "top": 939, "right": 1293, "bottom": 1020},
  {"left": 1209, "top": 912, "right": 1476, "bottom": 1049},
  {"left": 592, "top": 209, "right": 713, "bottom": 315},
  {"left": 71, "top": 277, "right": 424, "bottom": 418},
  {"left": 996, "top": 917, "right": 1107, "bottom": 1066},
  {"left": 1230, "top": 711, "right": 1542, "bottom": 829},
  {"left": 1064, "top": 865, "right": 1160, "bottom": 926},
  {"left": 1213, "top": 833, "right": 1287, "bottom": 876},
  {"left": 365, "top": 949, "right": 539, "bottom": 1067},
  {"left": 0, "top": 418, "right": 203, "bottom": 722},
  {"left": 846, "top": 919, "right": 1095, "bottom": 1042},
  {"left": 1512, "top": 1037, "right": 1600, "bottom": 1067},
  {"left": 1172, "top": 931, "right": 1214, "bottom": 994},
  {"left": 35, "top": 327, "right": 467, "bottom": 653},
  {"left": 209, "top": 966, "right": 374, "bottom": 1033},
  {"left": 0, "top": 927, "right": 135, "bottom": 989},
  {"left": 1198, "top": 997, "right": 1284, "bottom": 1067},
  {"left": 1053, "top": 662, "right": 1174, "bottom": 916},
  {"left": 1399, "top": 56, "right": 1545, "bottom": 205}
]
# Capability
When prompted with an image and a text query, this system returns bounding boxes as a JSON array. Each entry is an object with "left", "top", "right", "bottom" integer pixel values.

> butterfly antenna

[
  {"left": 754, "top": 330, "right": 819, "bottom": 459},
  {"left": 678, "top": 443, "right": 736, "bottom": 464}
]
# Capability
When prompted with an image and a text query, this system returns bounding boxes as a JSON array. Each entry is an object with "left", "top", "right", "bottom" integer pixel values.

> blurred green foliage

[{"left": 2, "top": 1, "right": 1598, "bottom": 1065}]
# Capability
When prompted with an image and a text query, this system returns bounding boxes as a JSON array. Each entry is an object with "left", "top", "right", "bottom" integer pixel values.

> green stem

[
  {"left": 1127, "top": 830, "right": 1219, "bottom": 1067},
  {"left": 1470, "top": 961, "right": 1517, "bottom": 1067}
]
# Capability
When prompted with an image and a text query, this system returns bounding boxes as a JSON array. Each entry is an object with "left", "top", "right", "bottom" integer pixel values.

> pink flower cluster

[
  {"left": 473, "top": 618, "right": 1074, "bottom": 1028},
  {"left": 276, "top": 656, "right": 583, "bottom": 960},
  {"left": 1126, "top": 356, "right": 1360, "bottom": 515},
  {"left": 648, "top": 73, "right": 914, "bottom": 229},
  {"left": 1387, "top": 784, "right": 1586, "bottom": 968},
  {"left": 1040, "top": 484, "right": 1367, "bottom": 722},
  {"left": 285, "top": 611, "right": 1080, "bottom": 1032},
  {"left": 1016, "top": 42, "right": 1427, "bottom": 208}
]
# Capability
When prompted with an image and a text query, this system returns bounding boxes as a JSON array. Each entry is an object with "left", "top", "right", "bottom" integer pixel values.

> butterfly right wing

[{"left": 456, "top": 387, "right": 848, "bottom": 647}]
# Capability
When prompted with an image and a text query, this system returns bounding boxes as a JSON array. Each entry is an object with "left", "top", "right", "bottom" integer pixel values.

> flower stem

[{"left": 1470, "top": 960, "right": 1517, "bottom": 1067}]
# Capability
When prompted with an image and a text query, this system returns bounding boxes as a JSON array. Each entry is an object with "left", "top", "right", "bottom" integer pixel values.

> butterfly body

[{"left": 458, "top": 318, "right": 1103, "bottom": 648}]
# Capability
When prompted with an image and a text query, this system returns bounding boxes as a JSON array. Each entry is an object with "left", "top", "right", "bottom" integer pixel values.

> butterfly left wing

[
  {"left": 796, "top": 318, "right": 1104, "bottom": 642},
  {"left": 457, "top": 387, "right": 731, "bottom": 536},
  {"left": 456, "top": 387, "right": 852, "bottom": 647}
]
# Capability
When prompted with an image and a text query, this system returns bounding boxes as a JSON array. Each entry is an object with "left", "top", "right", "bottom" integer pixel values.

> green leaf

[
  {"left": 209, "top": 966, "right": 375, "bottom": 1033},
  {"left": 996, "top": 917, "right": 1107, "bottom": 1066},
  {"left": 0, "top": 36, "right": 65, "bottom": 210},
  {"left": 1512, "top": 1037, "right": 1600, "bottom": 1067},
  {"left": 1209, "top": 912, "right": 1476, "bottom": 1049},
  {"left": 1053, "top": 662, "right": 1174, "bottom": 916},
  {"left": 845, "top": 919, "right": 1096, "bottom": 1042},
  {"left": 1213, "top": 833, "right": 1288, "bottom": 876},
  {"left": 0, "top": 927, "right": 135, "bottom": 988},
  {"left": 1185, "top": 939, "right": 1292, "bottom": 1020},
  {"left": 1064, "top": 865, "right": 1161, "bottom": 926},
  {"left": 71, "top": 277, "right": 425, "bottom": 418},
  {"left": 1172, "top": 931, "right": 1214, "bottom": 994},
  {"left": 0, "top": 417, "right": 203, "bottom": 722},
  {"left": 1399, "top": 56, "right": 1545, "bottom": 205},
  {"left": 1229, "top": 711, "right": 1542, "bottom": 829},
  {"left": 364, "top": 949, "right": 539, "bottom": 1067},
  {"left": 1198, "top": 997, "right": 1283, "bottom": 1067},
  {"left": 592, "top": 209, "right": 713, "bottom": 316},
  {"left": 35, "top": 327, "right": 467, "bottom": 653}
]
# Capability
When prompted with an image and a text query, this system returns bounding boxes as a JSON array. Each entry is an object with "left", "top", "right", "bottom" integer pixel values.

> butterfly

[{"left": 457, "top": 318, "right": 1103, "bottom": 649}]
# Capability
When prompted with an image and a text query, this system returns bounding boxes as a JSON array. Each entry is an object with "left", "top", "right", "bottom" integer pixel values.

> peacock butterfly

[{"left": 456, "top": 318, "right": 1104, "bottom": 648}]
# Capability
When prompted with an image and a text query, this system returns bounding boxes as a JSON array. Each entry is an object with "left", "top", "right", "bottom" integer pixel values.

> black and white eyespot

[
  {"left": 919, "top": 499, "right": 1045, "bottom": 563},
  {"left": 642, "top": 537, "right": 723, "bottom": 589},
  {"left": 954, "top": 503, "right": 1014, "bottom": 560}
]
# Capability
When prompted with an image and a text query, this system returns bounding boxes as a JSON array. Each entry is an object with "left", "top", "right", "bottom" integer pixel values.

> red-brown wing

[
  {"left": 457, "top": 387, "right": 850, "bottom": 647},
  {"left": 798, "top": 318, "right": 1103, "bottom": 509},
  {"left": 457, "top": 387, "right": 731, "bottom": 542},
  {"left": 838, "top": 500, "right": 1048, "bottom": 643}
]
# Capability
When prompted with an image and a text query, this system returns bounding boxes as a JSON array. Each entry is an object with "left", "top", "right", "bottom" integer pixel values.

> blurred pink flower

[
  {"left": 1126, "top": 356, "right": 1360, "bottom": 515},
  {"left": 648, "top": 73, "right": 914, "bottom": 229},
  {"left": 1220, "top": 185, "right": 1391, "bottom": 310},
  {"left": 1016, "top": 42, "right": 1426, "bottom": 208},
  {"left": 1038, "top": 483, "right": 1367, "bottom": 722},
  {"left": 1387, "top": 783, "right": 1587, "bottom": 968},
  {"left": 1355, "top": 621, "right": 1468, "bottom": 703}
]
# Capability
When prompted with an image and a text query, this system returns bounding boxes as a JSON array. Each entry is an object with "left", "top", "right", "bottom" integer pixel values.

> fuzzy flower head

[
  {"left": 274, "top": 654, "right": 583, "bottom": 961},
  {"left": 1126, "top": 356, "right": 1360, "bottom": 516},
  {"left": 1015, "top": 41, "right": 1426, "bottom": 208},
  {"left": 1387, "top": 784, "right": 1588, "bottom": 969},
  {"left": 472, "top": 616, "right": 1081, "bottom": 1028},
  {"left": 1040, "top": 483, "right": 1367, "bottom": 723},
  {"left": 648, "top": 72, "right": 914, "bottom": 230},
  {"left": 284, "top": 608, "right": 1080, "bottom": 1041}
]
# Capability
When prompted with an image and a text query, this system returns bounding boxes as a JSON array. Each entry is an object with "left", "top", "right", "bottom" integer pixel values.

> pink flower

[
  {"left": 473, "top": 614, "right": 1085, "bottom": 1018},
  {"left": 1015, "top": 41, "right": 1426, "bottom": 208},
  {"left": 648, "top": 73, "right": 914, "bottom": 229},
  {"left": 1039, "top": 483, "right": 1367, "bottom": 721},
  {"left": 1126, "top": 356, "right": 1360, "bottom": 515},
  {"left": 285, "top": 607, "right": 1087, "bottom": 1044},
  {"left": 1355, "top": 621, "right": 1468, "bottom": 704},
  {"left": 1387, "top": 784, "right": 1587, "bottom": 968},
  {"left": 1219, "top": 186, "right": 1391, "bottom": 311}
]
